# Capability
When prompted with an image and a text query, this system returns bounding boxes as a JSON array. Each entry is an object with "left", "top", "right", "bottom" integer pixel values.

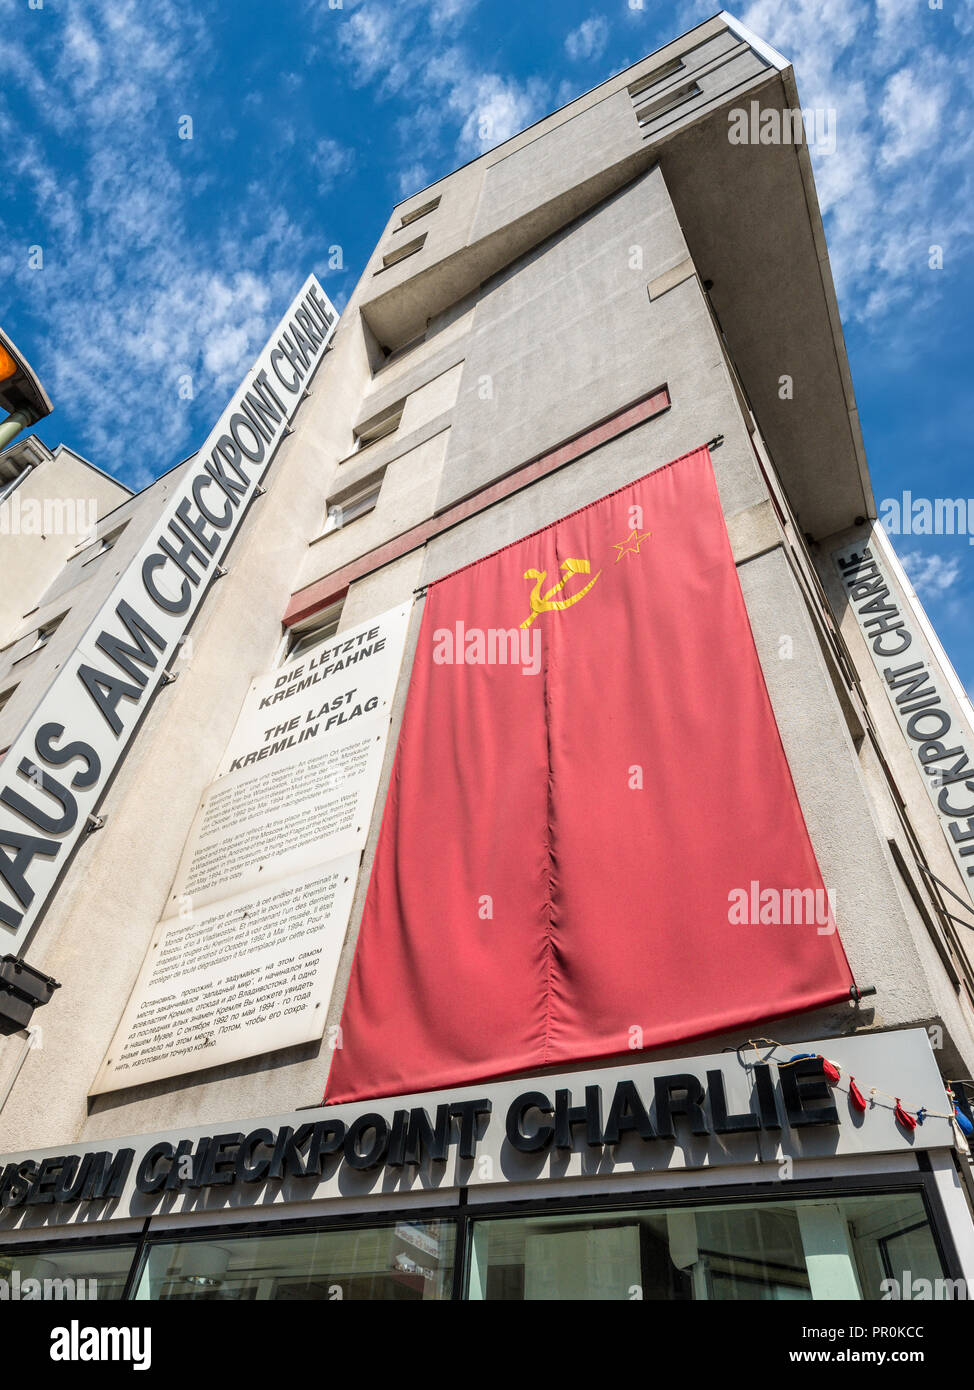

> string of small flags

[
  {"left": 948, "top": 1080, "right": 974, "bottom": 1138},
  {"left": 738, "top": 1037, "right": 971, "bottom": 1138}
]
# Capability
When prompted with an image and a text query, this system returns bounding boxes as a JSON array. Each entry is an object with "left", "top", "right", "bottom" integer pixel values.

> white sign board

[
  {"left": 168, "top": 719, "right": 390, "bottom": 911},
  {"left": 3, "top": 1029, "right": 955, "bottom": 1230},
  {"left": 0, "top": 274, "right": 338, "bottom": 953},
  {"left": 217, "top": 605, "right": 411, "bottom": 775},
  {"left": 91, "top": 861, "right": 359, "bottom": 1092},
  {"left": 834, "top": 538, "right": 974, "bottom": 904},
  {"left": 91, "top": 604, "right": 412, "bottom": 1094}
]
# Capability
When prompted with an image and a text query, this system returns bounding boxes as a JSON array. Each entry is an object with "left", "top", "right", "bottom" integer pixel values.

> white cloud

[
  {"left": 429, "top": 0, "right": 480, "bottom": 26},
  {"left": 13, "top": 0, "right": 966, "bottom": 494},
  {"left": 333, "top": 1, "right": 546, "bottom": 162},
  {"left": 680, "top": 0, "right": 974, "bottom": 334},
  {"left": 879, "top": 64, "right": 946, "bottom": 165},
  {"left": 0, "top": 0, "right": 332, "bottom": 487},
  {"left": 901, "top": 551, "right": 963, "bottom": 600},
  {"left": 426, "top": 46, "right": 547, "bottom": 158},
  {"left": 397, "top": 162, "right": 431, "bottom": 198},
  {"left": 311, "top": 137, "right": 353, "bottom": 188},
  {"left": 453, "top": 70, "right": 546, "bottom": 157},
  {"left": 565, "top": 16, "right": 609, "bottom": 63},
  {"left": 336, "top": 1, "right": 413, "bottom": 93}
]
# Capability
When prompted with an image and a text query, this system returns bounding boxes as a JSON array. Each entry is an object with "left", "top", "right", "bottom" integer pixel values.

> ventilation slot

[
  {"left": 627, "top": 58, "right": 685, "bottom": 100},
  {"left": 633, "top": 80, "right": 702, "bottom": 127}
]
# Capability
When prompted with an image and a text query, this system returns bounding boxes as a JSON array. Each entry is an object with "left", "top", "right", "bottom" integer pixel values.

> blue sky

[{"left": 1, "top": 0, "right": 972, "bottom": 681}]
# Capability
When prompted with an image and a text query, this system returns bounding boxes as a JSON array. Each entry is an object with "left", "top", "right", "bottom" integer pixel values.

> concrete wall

[
  {"left": 359, "top": 17, "right": 771, "bottom": 350},
  {"left": 0, "top": 292, "right": 378, "bottom": 1150},
  {"left": 0, "top": 445, "right": 129, "bottom": 656},
  {"left": 1, "top": 13, "right": 972, "bottom": 1157},
  {"left": 0, "top": 464, "right": 171, "bottom": 758}
]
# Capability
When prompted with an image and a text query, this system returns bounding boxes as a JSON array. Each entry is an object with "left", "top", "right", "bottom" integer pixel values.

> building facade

[{"left": 1, "top": 12, "right": 973, "bottom": 1301}]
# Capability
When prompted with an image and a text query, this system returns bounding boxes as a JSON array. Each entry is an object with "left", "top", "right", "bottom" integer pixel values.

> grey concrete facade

[{"left": 0, "top": 12, "right": 972, "bottom": 1264}]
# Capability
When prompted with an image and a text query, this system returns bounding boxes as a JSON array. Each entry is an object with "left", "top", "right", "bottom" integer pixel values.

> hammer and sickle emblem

[{"left": 520, "top": 557, "right": 602, "bottom": 628}]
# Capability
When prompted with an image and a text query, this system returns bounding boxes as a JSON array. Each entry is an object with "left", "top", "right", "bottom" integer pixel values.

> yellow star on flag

[{"left": 613, "top": 528, "right": 652, "bottom": 562}]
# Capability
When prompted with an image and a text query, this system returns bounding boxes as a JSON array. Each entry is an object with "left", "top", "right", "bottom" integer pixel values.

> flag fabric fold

[{"left": 326, "top": 446, "right": 853, "bottom": 1103}]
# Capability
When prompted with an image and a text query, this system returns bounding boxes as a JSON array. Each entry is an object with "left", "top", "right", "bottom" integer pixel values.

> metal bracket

[
  {"left": 214, "top": 565, "right": 228, "bottom": 578},
  {"left": 849, "top": 983, "right": 877, "bottom": 1003},
  {"left": 160, "top": 669, "right": 179, "bottom": 685},
  {"left": 85, "top": 813, "right": 106, "bottom": 834}
]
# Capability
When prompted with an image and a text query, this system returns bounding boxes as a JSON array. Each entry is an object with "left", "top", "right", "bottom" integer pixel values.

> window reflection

[
  {"left": 467, "top": 1193, "right": 943, "bottom": 1301},
  {"left": 134, "top": 1221, "right": 455, "bottom": 1301},
  {"left": 0, "top": 1244, "right": 136, "bottom": 1300},
  {"left": 0, "top": 1190, "right": 946, "bottom": 1301}
]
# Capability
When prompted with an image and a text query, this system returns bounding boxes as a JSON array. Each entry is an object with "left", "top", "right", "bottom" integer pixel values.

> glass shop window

[
  {"left": 133, "top": 1220, "right": 456, "bottom": 1301},
  {"left": 466, "top": 1192, "right": 946, "bottom": 1301},
  {"left": 0, "top": 1243, "right": 137, "bottom": 1299}
]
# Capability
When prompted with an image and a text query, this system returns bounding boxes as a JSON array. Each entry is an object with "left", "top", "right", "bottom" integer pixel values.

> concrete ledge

[
  {"left": 648, "top": 256, "right": 696, "bottom": 300},
  {"left": 726, "top": 497, "right": 781, "bottom": 563},
  {"left": 335, "top": 415, "right": 453, "bottom": 491},
  {"left": 362, "top": 338, "right": 471, "bottom": 424}
]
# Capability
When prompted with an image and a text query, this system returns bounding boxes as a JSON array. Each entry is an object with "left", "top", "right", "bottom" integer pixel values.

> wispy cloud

[
  {"left": 329, "top": 0, "right": 547, "bottom": 163},
  {"left": 311, "top": 137, "right": 353, "bottom": 189},
  {"left": 565, "top": 16, "right": 610, "bottom": 64},
  {"left": 426, "top": 47, "right": 547, "bottom": 159},
  {"left": 3, "top": 0, "right": 969, "bottom": 502},
  {"left": 901, "top": 550, "right": 963, "bottom": 601},
  {"left": 397, "top": 162, "right": 431, "bottom": 198},
  {"left": 679, "top": 0, "right": 973, "bottom": 336},
  {"left": 0, "top": 0, "right": 340, "bottom": 488}
]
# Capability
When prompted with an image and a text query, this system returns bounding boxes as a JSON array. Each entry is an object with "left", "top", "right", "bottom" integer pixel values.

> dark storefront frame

[{"left": 0, "top": 1160, "right": 965, "bottom": 1300}]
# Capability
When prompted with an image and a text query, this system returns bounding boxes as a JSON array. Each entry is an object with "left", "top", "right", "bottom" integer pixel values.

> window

[
  {"left": 399, "top": 196, "right": 440, "bottom": 228},
  {"left": 13, "top": 612, "right": 66, "bottom": 664},
  {"left": 322, "top": 481, "right": 381, "bottom": 536},
  {"left": 467, "top": 1192, "right": 945, "bottom": 1300},
  {"left": 80, "top": 523, "right": 128, "bottom": 565},
  {"left": 285, "top": 599, "right": 345, "bottom": 662},
  {"left": 132, "top": 1221, "right": 456, "bottom": 1300},
  {"left": 0, "top": 1186, "right": 950, "bottom": 1301},
  {"left": 379, "top": 234, "right": 427, "bottom": 271},
  {"left": 353, "top": 401, "right": 404, "bottom": 451},
  {"left": 0, "top": 1243, "right": 138, "bottom": 1300}
]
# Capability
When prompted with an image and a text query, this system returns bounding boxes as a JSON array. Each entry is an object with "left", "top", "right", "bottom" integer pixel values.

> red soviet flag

[{"left": 326, "top": 446, "right": 853, "bottom": 1103}]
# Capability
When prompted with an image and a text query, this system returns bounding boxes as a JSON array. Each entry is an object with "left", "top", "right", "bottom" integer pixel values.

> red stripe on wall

[{"left": 283, "top": 385, "right": 671, "bottom": 627}]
